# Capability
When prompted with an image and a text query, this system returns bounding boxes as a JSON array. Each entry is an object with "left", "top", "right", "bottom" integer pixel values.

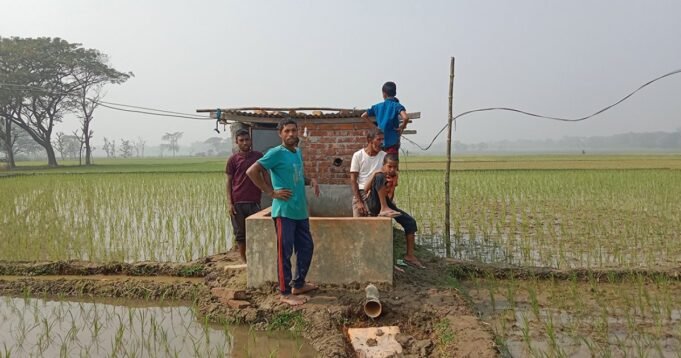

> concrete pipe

[{"left": 364, "top": 284, "right": 382, "bottom": 318}]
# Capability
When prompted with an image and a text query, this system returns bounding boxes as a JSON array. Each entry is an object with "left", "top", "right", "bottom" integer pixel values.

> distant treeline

[{"left": 403, "top": 130, "right": 681, "bottom": 154}]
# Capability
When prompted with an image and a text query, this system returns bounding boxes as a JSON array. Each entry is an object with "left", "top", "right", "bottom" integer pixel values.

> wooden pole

[{"left": 444, "top": 57, "right": 455, "bottom": 257}]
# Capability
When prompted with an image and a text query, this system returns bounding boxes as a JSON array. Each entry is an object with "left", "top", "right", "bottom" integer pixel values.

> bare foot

[
  {"left": 378, "top": 210, "right": 401, "bottom": 218},
  {"left": 292, "top": 283, "right": 318, "bottom": 295},
  {"left": 280, "top": 294, "right": 306, "bottom": 306},
  {"left": 404, "top": 256, "right": 426, "bottom": 269}
]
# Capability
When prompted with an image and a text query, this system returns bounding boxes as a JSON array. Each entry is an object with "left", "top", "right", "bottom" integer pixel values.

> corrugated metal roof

[{"left": 218, "top": 108, "right": 365, "bottom": 119}]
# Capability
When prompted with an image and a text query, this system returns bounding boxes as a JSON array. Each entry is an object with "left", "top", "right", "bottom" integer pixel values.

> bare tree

[
  {"left": 134, "top": 136, "right": 146, "bottom": 158},
  {"left": 73, "top": 55, "right": 132, "bottom": 165}
]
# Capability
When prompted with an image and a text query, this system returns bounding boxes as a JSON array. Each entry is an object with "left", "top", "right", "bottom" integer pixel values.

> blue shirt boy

[{"left": 366, "top": 97, "right": 406, "bottom": 149}]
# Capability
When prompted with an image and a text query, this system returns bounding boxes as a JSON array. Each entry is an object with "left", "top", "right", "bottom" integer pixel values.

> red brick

[
  {"left": 219, "top": 298, "right": 251, "bottom": 309},
  {"left": 211, "top": 287, "right": 249, "bottom": 300}
]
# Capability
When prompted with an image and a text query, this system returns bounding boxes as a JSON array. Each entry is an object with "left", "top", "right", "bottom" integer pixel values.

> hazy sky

[{"left": 2, "top": 0, "right": 680, "bottom": 148}]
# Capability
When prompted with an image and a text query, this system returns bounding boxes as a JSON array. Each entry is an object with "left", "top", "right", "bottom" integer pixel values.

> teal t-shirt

[{"left": 258, "top": 145, "right": 309, "bottom": 220}]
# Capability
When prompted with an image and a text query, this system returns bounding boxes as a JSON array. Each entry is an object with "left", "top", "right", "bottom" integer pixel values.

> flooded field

[
  {"left": 0, "top": 173, "right": 230, "bottom": 262},
  {"left": 463, "top": 278, "right": 681, "bottom": 357},
  {"left": 0, "top": 295, "right": 313, "bottom": 357},
  {"left": 2, "top": 162, "right": 679, "bottom": 269},
  {"left": 400, "top": 169, "right": 681, "bottom": 269}
]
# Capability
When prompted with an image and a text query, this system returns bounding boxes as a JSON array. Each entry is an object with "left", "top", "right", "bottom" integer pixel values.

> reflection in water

[{"left": 0, "top": 296, "right": 314, "bottom": 357}]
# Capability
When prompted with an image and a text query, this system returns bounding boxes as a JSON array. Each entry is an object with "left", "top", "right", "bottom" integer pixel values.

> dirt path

[{"left": 0, "top": 252, "right": 499, "bottom": 357}]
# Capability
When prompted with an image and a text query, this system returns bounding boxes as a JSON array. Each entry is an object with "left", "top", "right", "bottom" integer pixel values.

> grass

[
  {"left": 0, "top": 172, "right": 231, "bottom": 262},
  {"left": 3, "top": 154, "right": 681, "bottom": 355},
  {"left": 398, "top": 168, "right": 681, "bottom": 269},
  {"left": 266, "top": 310, "right": 306, "bottom": 333},
  {"left": 434, "top": 318, "right": 456, "bottom": 355},
  {"left": 463, "top": 277, "right": 681, "bottom": 357}
]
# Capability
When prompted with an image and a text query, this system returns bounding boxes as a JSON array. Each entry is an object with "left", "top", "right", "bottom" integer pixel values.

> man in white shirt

[{"left": 350, "top": 129, "right": 399, "bottom": 217}]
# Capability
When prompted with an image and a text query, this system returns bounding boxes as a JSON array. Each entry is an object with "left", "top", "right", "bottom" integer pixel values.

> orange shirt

[{"left": 386, "top": 172, "right": 398, "bottom": 200}]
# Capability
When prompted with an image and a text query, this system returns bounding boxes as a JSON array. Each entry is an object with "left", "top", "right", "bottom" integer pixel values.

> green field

[
  {"left": 3, "top": 154, "right": 681, "bottom": 356},
  {"left": 2, "top": 155, "right": 680, "bottom": 266}
]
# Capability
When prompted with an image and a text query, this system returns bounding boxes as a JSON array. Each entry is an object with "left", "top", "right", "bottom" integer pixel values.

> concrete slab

[
  {"left": 246, "top": 207, "right": 393, "bottom": 287},
  {"left": 222, "top": 263, "right": 247, "bottom": 271},
  {"left": 347, "top": 326, "right": 402, "bottom": 358}
]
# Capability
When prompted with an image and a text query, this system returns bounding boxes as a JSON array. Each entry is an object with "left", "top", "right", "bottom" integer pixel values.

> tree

[
  {"left": 73, "top": 52, "right": 132, "bottom": 165},
  {"left": 161, "top": 132, "right": 183, "bottom": 157},
  {"left": 0, "top": 113, "right": 17, "bottom": 168},
  {"left": 53, "top": 132, "right": 81, "bottom": 160},
  {"left": 0, "top": 37, "right": 131, "bottom": 167},
  {"left": 102, "top": 137, "right": 116, "bottom": 158},
  {"left": 120, "top": 139, "right": 133, "bottom": 158},
  {"left": 134, "top": 137, "right": 146, "bottom": 158},
  {"left": 204, "top": 136, "right": 226, "bottom": 156}
]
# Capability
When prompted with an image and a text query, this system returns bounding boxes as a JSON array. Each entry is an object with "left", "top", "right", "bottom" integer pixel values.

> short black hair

[
  {"left": 277, "top": 118, "right": 298, "bottom": 132},
  {"left": 235, "top": 129, "right": 250, "bottom": 141},
  {"left": 383, "top": 153, "right": 399, "bottom": 164},
  {"left": 367, "top": 128, "right": 384, "bottom": 140},
  {"left": 382, "top": 81, "right": 397, "bottom": 97}
]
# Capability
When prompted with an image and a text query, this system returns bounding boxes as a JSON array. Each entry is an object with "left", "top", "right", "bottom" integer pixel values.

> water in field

[
  {"left": 399, "top": 170, "right": 681, "bottom": 269},
  {"left": 0, "top": 173, "right": 232, "bottom": 263},
  {"left": 463, "top": 278, "right": 681, "bottom": 357},
  {"left": 0, "top": 296, "right": 314, "bottom": 357},
  {"left": 2, "top": 169, "right": 681, "bottom": 268}
]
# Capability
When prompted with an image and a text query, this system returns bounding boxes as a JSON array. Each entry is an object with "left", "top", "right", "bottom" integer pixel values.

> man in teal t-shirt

[{"left": 246, "top": 118, "right": 320, "bottom": 306}]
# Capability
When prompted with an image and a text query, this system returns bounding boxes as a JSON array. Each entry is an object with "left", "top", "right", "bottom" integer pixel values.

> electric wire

[
  {"left": 0, "top": 82, "right": 211, "bottom": 120},
  {"left": 402, "top": 68, "right": 681, "bottom": 151}
]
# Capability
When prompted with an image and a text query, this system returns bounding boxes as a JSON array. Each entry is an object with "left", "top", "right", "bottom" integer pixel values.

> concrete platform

[
  {"left": 246, "top": 203, "right": 393, "bottom": 287},
  {"left": 348, "top": 326, "right": 403, "bottom": 357}
]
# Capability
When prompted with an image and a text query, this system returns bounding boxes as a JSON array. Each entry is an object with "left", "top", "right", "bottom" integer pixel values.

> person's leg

[
  {"left": 231, "top": 204, "right": 247, "bottom": 261},
  {"left": 392, "top": 208, "right": 424, "bottom": 268},
  {"left": 352, "top": 196, "right": 363, "bottom": 217},
  {"left": 291, "top": 219, "right": 317, "bottom": 295},
  {"left": 370, "top": 174, "right": 400, "bottom": 217},
  {"left": 274, "top": 217, "right": 306, "bottom": 305},
  {"left": 238, "top": 202, "right": 262, "bottom": 263}
]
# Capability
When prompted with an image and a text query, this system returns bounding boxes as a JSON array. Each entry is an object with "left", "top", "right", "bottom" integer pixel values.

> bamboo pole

[{"left": 444, "top": 57, "right": 455, "bottom": 257}]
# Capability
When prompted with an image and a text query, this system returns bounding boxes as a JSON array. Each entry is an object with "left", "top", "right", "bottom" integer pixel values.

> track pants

[{"left": 274, "top": 217, "right": 314, "bottom": 295}]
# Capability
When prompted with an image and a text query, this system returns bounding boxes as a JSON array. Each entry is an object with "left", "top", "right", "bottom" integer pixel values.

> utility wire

[
  {"left": 0, "top": 82, "right": 210, "bottom": 120},
  {"left": 403, "top": 68, "right": 681, "bottom": 151},
  {"left": 4, "top": 67, "right": 681, "bottom": 142}
]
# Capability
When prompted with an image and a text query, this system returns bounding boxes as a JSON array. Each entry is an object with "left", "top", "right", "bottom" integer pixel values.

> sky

[{"left": 2, "top": 0, "right": 680, "bottom": 149}]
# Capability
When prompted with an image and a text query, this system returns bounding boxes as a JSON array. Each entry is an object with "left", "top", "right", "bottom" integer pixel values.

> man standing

[
  {"left": 350, "top": 129, "right": 393, "bottom": 217},
  {"left": 226, "top": 129, "right": 263, "bottom": 263},
  {"left": 247, "top": 118, "right": 320, "bottom": 306}
]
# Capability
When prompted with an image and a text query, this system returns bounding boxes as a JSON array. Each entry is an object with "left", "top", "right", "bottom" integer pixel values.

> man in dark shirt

[
  {"left": 226, "top": 129, "right": 264, "bottom": 263},
  {"left": 365, "top": 153, "right": 424, "bottom": 269}
]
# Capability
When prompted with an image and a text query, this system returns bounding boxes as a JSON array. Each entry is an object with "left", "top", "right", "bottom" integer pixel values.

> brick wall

[{"left": 299, "top": 122, "right": 374, "bottom": 185}]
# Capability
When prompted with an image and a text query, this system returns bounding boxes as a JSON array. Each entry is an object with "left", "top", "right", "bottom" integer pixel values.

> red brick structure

[
  {"left": 196, "top": 108, "right": 419, "bottom": 185},
  {"left": 300, "top": 121, "right": 374, "bottom": 184}
]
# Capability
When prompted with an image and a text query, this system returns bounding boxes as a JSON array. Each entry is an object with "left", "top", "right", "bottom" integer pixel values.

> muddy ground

[{"left": 0, "top": 242, "right": 498, "bottom": 357}]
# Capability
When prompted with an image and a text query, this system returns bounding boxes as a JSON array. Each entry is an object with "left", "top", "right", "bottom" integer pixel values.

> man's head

[
  {"left": 366, "top": 128, "right": 384, "bottom": 153},
  {"left": 235, "top": 129, "right": 252, "bottom": 152},
  {"left": 382, "top": 81, "right": 397, "bottom": 99},
  {"left": 382, "top": 153, "right": 399, "bottom": 176},
  {"left": 277, "top": 118, "right": 298, "bottom": 148}
]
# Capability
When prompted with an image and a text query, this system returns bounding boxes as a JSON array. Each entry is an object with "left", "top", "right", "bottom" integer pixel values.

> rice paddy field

[
  {"left": 2, "top": 153, "right": 681, "bottom": 357},
  {"left": 0, "top": 295, "right": 313, "bottom": 357}
]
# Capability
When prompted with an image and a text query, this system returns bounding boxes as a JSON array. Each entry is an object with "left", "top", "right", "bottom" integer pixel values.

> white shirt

[{"left": 350, "top": 149, "right": 386, "bottom": 190}]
